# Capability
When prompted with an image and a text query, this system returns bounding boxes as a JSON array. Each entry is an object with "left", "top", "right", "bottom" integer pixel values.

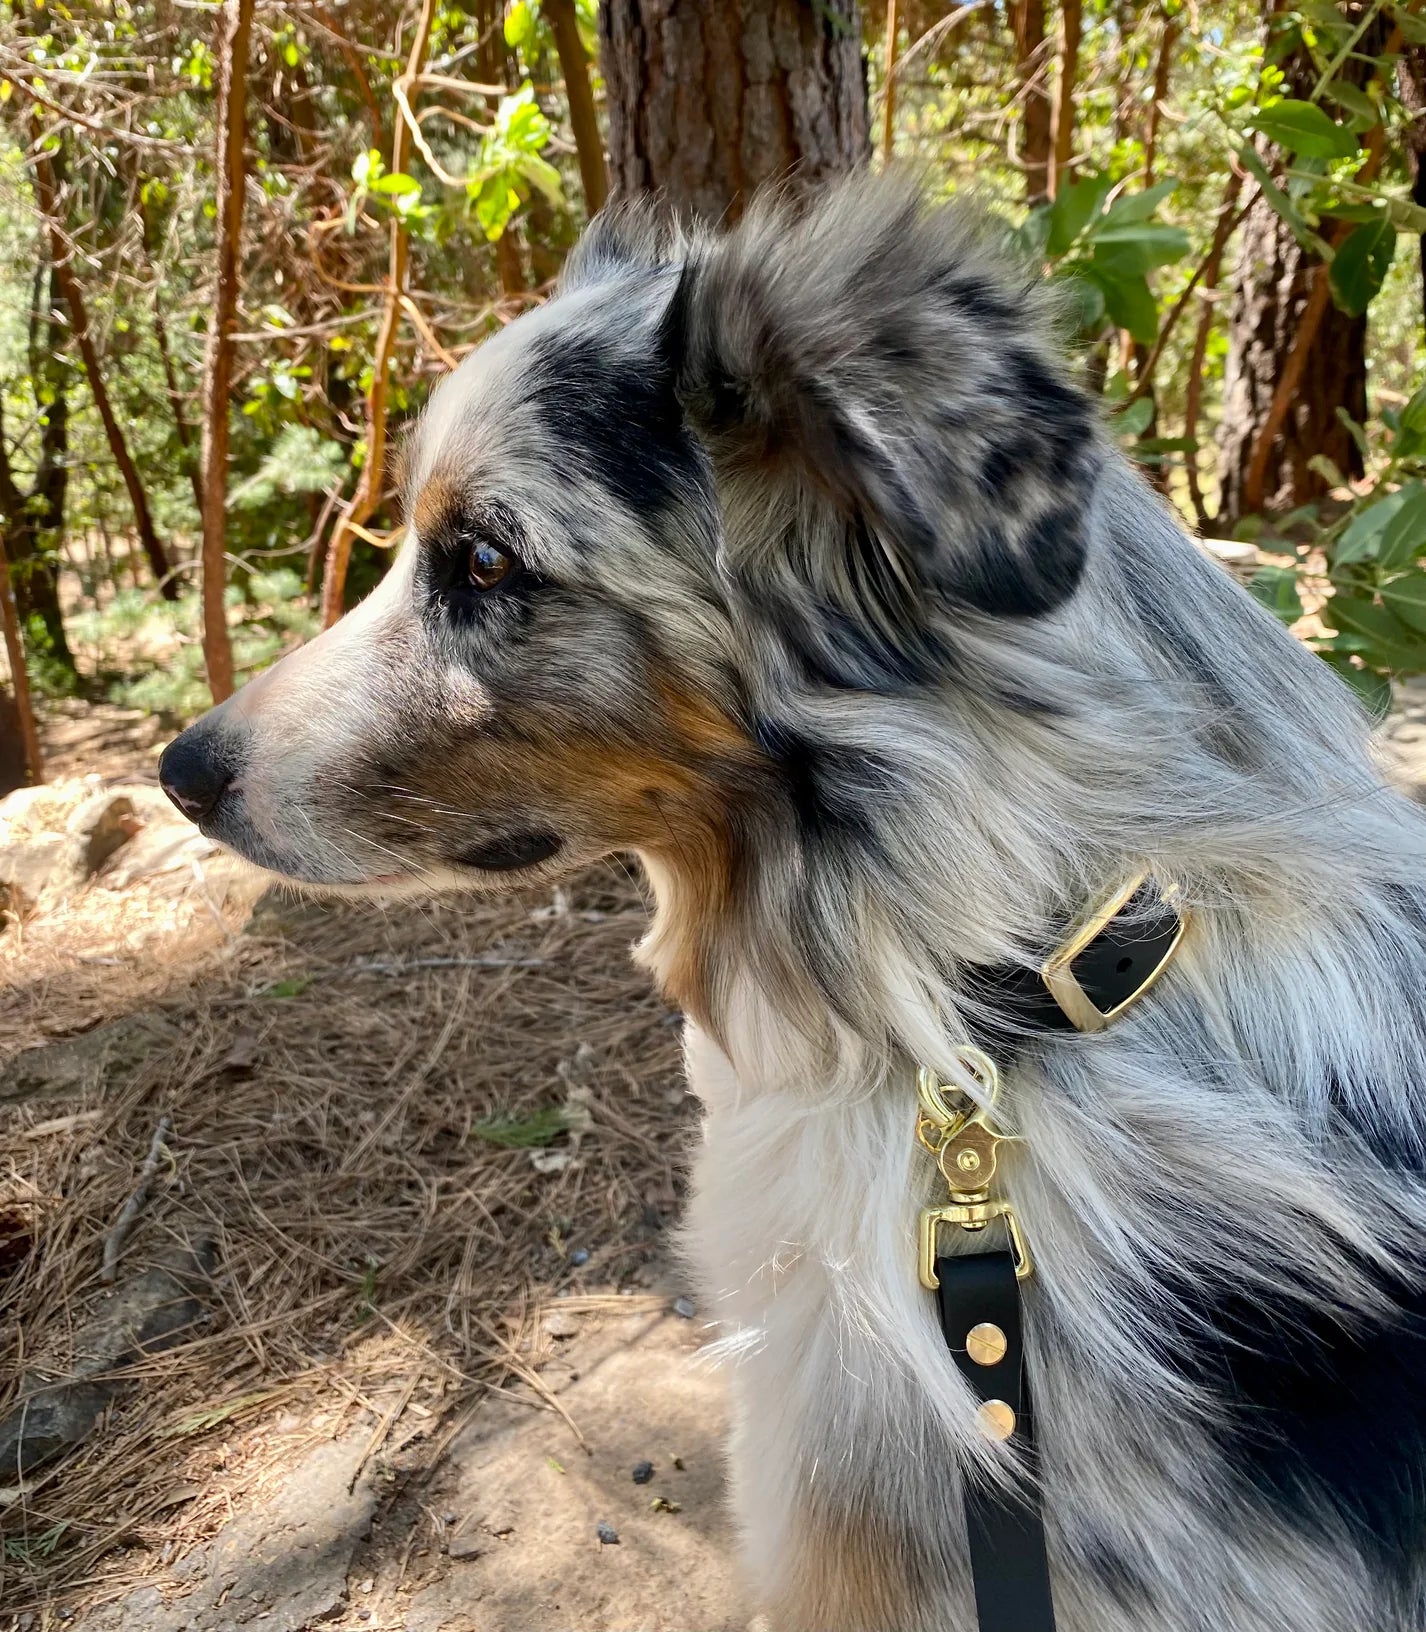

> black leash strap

[{"left": 936, "top": 1251, "right": 1057, "bottom": 1632}]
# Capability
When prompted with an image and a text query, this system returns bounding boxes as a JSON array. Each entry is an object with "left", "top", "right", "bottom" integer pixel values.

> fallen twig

[{"left": 100, "top": 1116, "right": 174, "bottom": 1284}]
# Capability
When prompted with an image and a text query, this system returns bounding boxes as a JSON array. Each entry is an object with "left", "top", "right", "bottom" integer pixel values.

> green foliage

[
  {"left": 470, "top": 1106, "right": 572, "bottom": 1148},
  {"left": 1027, "top": 174, "right": 1190, "bottom": 346},
  {"left": 467, "top": 83, "right": 563, "bottom": 242},
  {"left": 1250, "top": 392, "right": 1426, "bottom": 711}
]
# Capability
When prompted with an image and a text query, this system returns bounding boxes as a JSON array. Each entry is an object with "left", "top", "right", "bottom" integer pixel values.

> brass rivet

[
  {"left": 977, "top": 1400, "right": 1016, "bottom": 1441},
  {"left": 965, "top": 1322, "right": 1008, "bottom": 1367},
  {"left": 955, "top": 1149, "right": 982, "bottom": 1173}
]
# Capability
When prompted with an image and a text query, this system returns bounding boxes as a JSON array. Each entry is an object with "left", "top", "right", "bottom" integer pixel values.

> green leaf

[
  {"left": 1090, "top": 223, "right": 1190, "bottom": 276},
  {"left": 1251, "top": 98, "right": 1359, "bottom": 160},
  {"left": 1250, "top": 564, "right": 1305, "bottom": 624},
  {"left": 1320, "top": 81, "right": 1377, "bottom": 130},
  {"left": 372, "top": 171, "right": 421, "bottom": 196},
  {"left": 1114, "top": 396, "right": 1154, "bottom": 438},
  {"left": 263, "top": 976, "right": 310, "bottom": 999},
  {"left": 470, "top": 1107, "right": 571, "bottom": 1148},
  {"left": 1045, "top": 172, "right": 1113, "bottom": 256},
  {"left": 1093, "top": 272, "right": 1159, "bottom": 345},
  {"left": 515, "top": 151, "right": 564, "bottom": 205},
  {"left": 1333, "top": 487, "right": 1411, "bottom": 565},
  {"left": 1099, "top": 178, "right": 1178, "bottom": 227},
  {"left": 1328, "top": 215, "right": 1396, "bottom": 317},
  {"left": 1325, "top": 592, "right": 1426, "bottom": 671},
  {"left": 1381, "top": 571, "right": 1426, "bottom": 635},
  {"left": 504, "top": 0, "right": 536, "bottom": 49},
  {"left": 1375, "top": 482, "right": 1426, "bottom": 572},
  {"left": 1403, "top": 389, "right": 1426, "bottom": 435},
  {"left": 1321, "top": 652, "right": 1394, "bottom": 718}
]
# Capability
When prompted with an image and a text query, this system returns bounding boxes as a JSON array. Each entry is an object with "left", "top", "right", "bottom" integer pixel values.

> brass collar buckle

[
  {"left": 1040, "top": 871, "right": 1186, "bottom": 1033},
  {"left": 916, "top": 1048, "right": 1032, "bottom": 1290}
]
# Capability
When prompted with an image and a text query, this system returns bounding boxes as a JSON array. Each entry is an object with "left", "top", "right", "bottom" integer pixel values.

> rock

[
  {"left": 631, "top": 1460, "right": 654, "bottom": 1485},
  {"left": 542, "top": 1310, "right": 579, "bottom": 1340},
  {"left": 671, "top": 1295, "right": 696, "bottom": 1319},
  {"left": 0, "top": 833, "right": 68, "bottom": 903},
  {"left": 0, "top": 1243, "right": 213, "bottom": 1479},
  {"left": 1, "top": 1014, "right": 175, "bottom": 1105},
  {"left": 596, "top": 1521, "right": 620, "bottom": 1546},
  {"left": 88, "top": 1433, "right": 379, "bottom": 1632},
  {"left": 66, "top": 791, "right": 141, "bottom": 876}
]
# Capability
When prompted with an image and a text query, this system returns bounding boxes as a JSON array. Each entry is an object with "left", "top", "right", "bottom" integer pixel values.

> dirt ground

[
  {"left": 4, "top": 681, "right": 1426, "bottom": 1632},
  {"left": 0, "top": 701, "right": 746, "bottom": 1632}
]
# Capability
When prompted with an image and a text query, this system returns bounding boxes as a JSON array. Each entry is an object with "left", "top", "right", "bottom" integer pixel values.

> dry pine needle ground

[{"left": 0, "top": 843, "right": 693, "bottom": 1618}]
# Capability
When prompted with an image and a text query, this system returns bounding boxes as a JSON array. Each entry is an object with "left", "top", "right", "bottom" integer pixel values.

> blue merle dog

[{"left": 161, "top": 174, "right": 1426, "bottom": 1631}]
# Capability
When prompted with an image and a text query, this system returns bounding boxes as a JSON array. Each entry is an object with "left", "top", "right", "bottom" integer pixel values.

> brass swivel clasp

[{"left": 916, "top": 1048, "right": 1033, "bottom": 1290}]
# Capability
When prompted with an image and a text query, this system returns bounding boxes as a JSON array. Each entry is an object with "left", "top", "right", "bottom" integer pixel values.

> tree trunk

[
  {"left": 599, "top": 0, "right": 869, "bottom": 222},
  {"left": 1013, "top": 0, "right": 1052, "bottom": 207},
  {"left": 31, "top": 142, "right": 177, "bottom": 602},
  {"left": 1143, "top": 10, "right": 1179, "bottom": 187},
  {"left": 198, "top": 0, "right": 255, "bottom": 701},
  {"left": 0, "top": 529, "right": 44, "bottom": 786},
  {"left": 544, "top": 0, "right": 608, "bottom": 214},
  {"left": 1051, "top": 0, "right": 1081, "bottom": 197},
  {"left": 1216, "top": 9, "right": 1375, "bottom": 525},
  {"left": 1401, "top": 45, "right": 1426, "bottom": 337},
  {"left": 141, "top": 204, "right": 204, "bottom": 517}
]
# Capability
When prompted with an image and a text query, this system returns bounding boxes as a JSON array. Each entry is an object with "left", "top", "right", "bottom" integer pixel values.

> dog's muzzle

[{"left": 159, "top": 716, "right": 244, "bottom": 826}]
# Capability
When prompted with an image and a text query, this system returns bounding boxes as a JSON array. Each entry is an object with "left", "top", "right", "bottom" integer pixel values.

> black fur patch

[
  {"left": 524, "top": 328, "right": 703, "bottom": 521},
  {"left": 753, "top": 719, "right": 898, "bottom": 848},
  {"left": 1163, "top": 1262, "right": 1426, "bottom": 1581}
]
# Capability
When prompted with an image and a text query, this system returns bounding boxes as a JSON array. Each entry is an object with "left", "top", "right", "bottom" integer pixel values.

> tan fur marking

[
  {"left": 767, "top": 1502, "right": 931, "bottom": 1632},
  {"left": 411, "top": 471, "right": 462, "bottom": 540}
]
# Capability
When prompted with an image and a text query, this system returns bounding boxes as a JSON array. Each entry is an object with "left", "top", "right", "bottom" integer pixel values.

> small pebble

[
  {"left": 671, "top": 1295, "right": 695, "bottom": 1319},
  {"left": 543, "top": 1309, "right": 579, "bottom": 1339},
  {"left": 672, "top": 1454, "right": 686, "bottom": 1471},
  {"left": 596, "top": 1520, "right": 620, "bottom": 1545},
  {"left": 359, "top": 1578, "right": 375, "bottom": 1594},
  {"left": 631, "top": 1460, "right": 655, "bottom": 1485},
  {"left": 569, "top": 1247, "right": 590, "bottom": 1267}
]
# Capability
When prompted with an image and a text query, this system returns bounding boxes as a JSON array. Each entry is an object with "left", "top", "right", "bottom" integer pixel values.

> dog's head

[{"left": 160, "top": 177, "right": 1098, "bottom": 910}]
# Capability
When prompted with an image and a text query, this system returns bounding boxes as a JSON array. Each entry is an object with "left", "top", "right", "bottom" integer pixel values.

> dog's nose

[{"left": 159, "top": 727, "right": 235, "bottom": 822}]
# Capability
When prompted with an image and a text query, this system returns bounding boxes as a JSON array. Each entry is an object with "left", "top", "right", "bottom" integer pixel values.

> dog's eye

[{"left": 467, "top": 539, "right": 515, "bottom": 592}]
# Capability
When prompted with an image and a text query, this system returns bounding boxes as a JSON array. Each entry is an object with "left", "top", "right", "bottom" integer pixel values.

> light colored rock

[{"left": 86, "top": 1434, "right": 378, "bottom": 1632}]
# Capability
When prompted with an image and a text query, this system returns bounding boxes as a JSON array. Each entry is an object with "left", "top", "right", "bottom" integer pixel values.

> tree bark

[
  {"left": 1216, "top": 8, "right": 1376, "bottom": 525},
  {"left": 0, "top": 255, "right": 75, "bottom": 683},
  {"left": 0, "top": 529, "right": 44, "bottom": 786},
  {"left": 1013, "top": 0, "right": 1052, "bottom": 207},
  {"left": 1051, "top": 0, "right": 1081, "bottom": 197},
  {"left": 544, "top": 0, "right": 608, "bottom": 214},
  {"left": 1401, "top": 45, "right": 1426, "bottom": 337},
  {"left": 599, "top": 0, "right": 869, "bottom": 222},
  {"left": 1143, "top": 10, "right": 1179, "bottom": 186},
  {"left": 31, "top": 143, "right": 178, "bottom": 602},
  {"left": 198, "top": 0, "right": 255, "bottom": 701}
]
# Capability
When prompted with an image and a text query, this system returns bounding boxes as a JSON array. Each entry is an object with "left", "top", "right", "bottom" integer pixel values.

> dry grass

[{"left": 0, "top": 847, "right": 691, "bottom": 1617}]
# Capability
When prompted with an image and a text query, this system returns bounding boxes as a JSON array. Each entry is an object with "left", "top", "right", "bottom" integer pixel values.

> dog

[{"left": 161, "top": 173, "right": 1426, "bottom": 1631}]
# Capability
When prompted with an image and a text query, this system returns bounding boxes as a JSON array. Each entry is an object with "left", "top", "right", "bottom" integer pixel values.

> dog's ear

[
  {"left": 559, "top": 195, "right": 682, "bottom": 293},
  {"left": 665, "top": 175, "right": 1101, "bottom": 684}
]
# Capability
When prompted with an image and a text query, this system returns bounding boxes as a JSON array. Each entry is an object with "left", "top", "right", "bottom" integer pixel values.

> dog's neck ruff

[{"left": 917, "top": 873, "right": 1186, "bottom": 1632}]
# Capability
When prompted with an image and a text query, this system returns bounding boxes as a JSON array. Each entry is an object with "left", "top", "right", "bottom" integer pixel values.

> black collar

[{"left": 963, "top": 877, "right": 1186, "bottom": 1052}]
